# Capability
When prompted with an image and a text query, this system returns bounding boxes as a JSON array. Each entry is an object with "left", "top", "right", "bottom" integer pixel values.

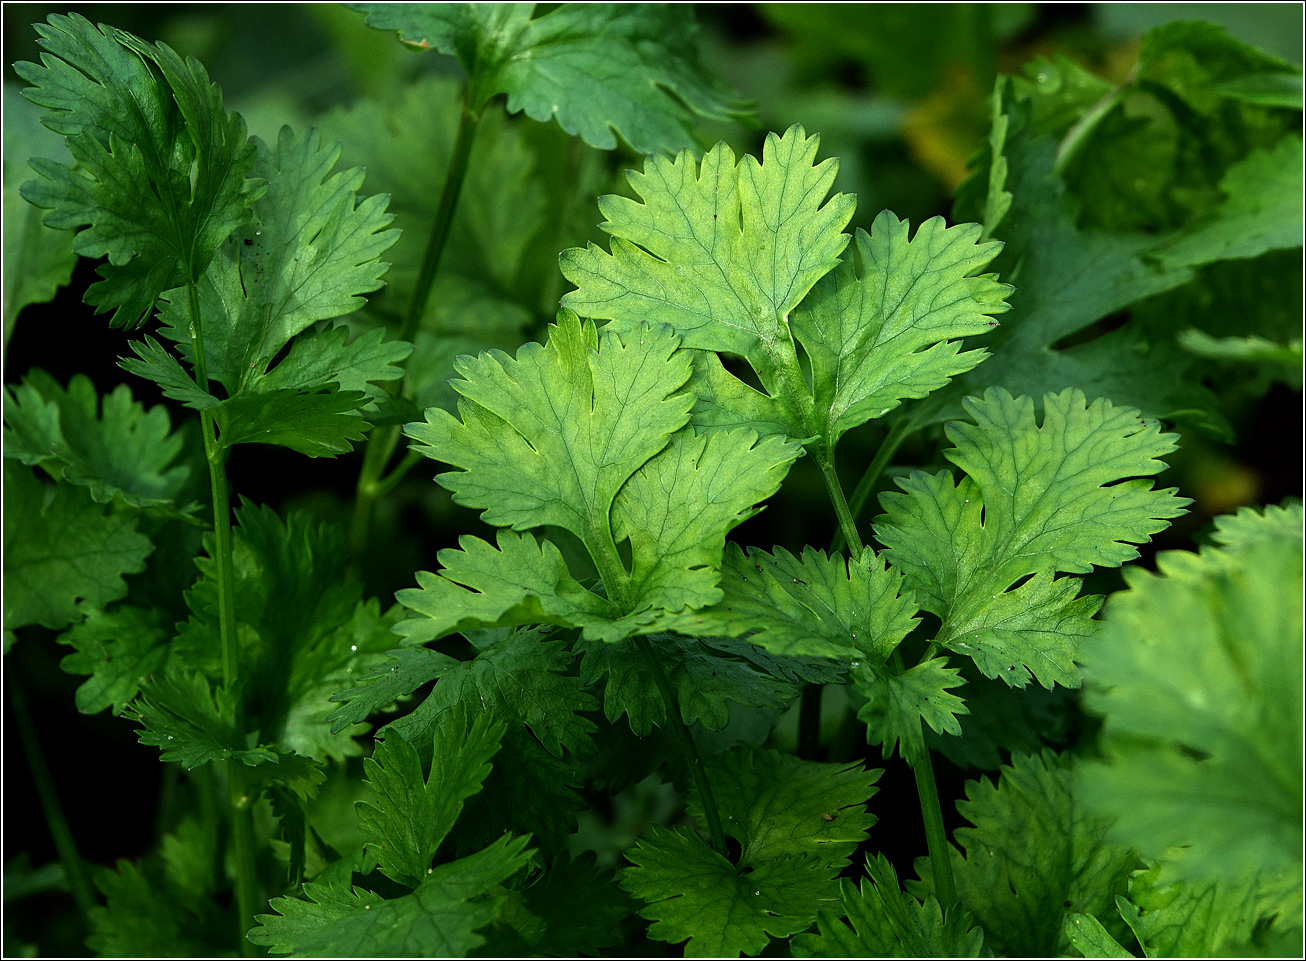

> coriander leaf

[
  {"left": 1079, "top": 504, "right": 1303, "bottom": 885},
  {"left": 912, "top": 751, "right": 1138, "bottom": 957},
  {"left": 520, "top": 852, "right": 633, "bottom": 956},
  {"left": 249, "top": 833, "right": 533, "bottom": 957},
  {"left": 578, "top": 633, "right": 807, "bottom": 737},
  {"left": 179, "top": 503, "right": 403, "bottom": 761},
  {"left": 1151, "top": 136, "right": 1304, "bottom": 270},
  {"left": 407, "top": 312, "right": 690, "bottom": 542},
  {"left": 561, "top": 126, "right": 852, "bottom": 430},
  {"left": 791, "top": 855, "right": 985, "bottom": 958},
  {"left": 695, "top": 544, "right": 919, "bottom": 661},
  {"left": 358, "top": 708, "right": 504, "bottom": 887},
  {"left": 626, "top": 745, "right": 878, "bottom": 955},
  {"left": 3, "top": 370, "right": 190, "bottom": 509},
  {"left": 58, "top": 604, "right": 171, "bottom": 715},
  {"left": 2, "top": 83, "right": 75, "bottom": 344},
  {"left": 17, "top": 13, "right": 261, "bottom": 327},
  {"left": 87, "top": 849, "right": 221, "bottom": 957},
  {"left": 381, "top": 627, "right": 597, "bottom": 761},
  {"left": 856, "top": 656, "right": 968, "bottom": 764},
  {"left": 1064, "top": 912, "right": 1134, "bottom": 959},
  {"left": 132, "top": 669, "right": 276, "bottom": 769},
  {"left": 695, "top": 747, "right": 879, "bottom": 870},
  {"left": 623, "top": 826, "right": 837, "bottom": 957},
  {"left": 258, "top": 324, "right": 410, "bottom": 401},
  {"left": 875, "top": 388, "right": 1188, "bottom": 688},
  {"left": 353, "top": 3, "right": 744, "bottom": 153},
  {"left": 788, "top": 212, "right": 1010, "bottom": 446},
  {"left": 326, "top": 647, "right": 458, "bottom": 734},
  {"left": 212, "top": 386, "right": 371, "bottom": 457},
  {"left": 2, "top": 461, "right": 152, "bottom": 633},
  {"left": 940, "top": 79, "right": 1224, "bottom": 434},
  {"left": 155, "top": 125, "right": 400, "bottom": 395},
  {"left": 118, "top": 337, "right": 220, "bottom": 411}
]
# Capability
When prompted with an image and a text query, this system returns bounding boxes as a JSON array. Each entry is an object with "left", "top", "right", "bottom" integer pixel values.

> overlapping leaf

[
  {"left": 17, "top": 13, "right": 261, "bottom": 327},
  {"left": 250, "top": 834, "right": 533, "bottom": 957},
  {"left": 624, "top": 745, "right": 878, "bottom": 956},
  {"left": 911, "top": 751, "right": 1138, "bottom": 957},
  {"left": 2, "top": 461, "right": 152, "bottom": 634},
  {"left": 401, "top": 312, "right": 799, "bottom": 642},
  {"left": 4, "top": 371, "right": 190, "bottom": 509},
  {"left": 1079, "top": 503, "right": 1303, "bottom": 885},
  {"left": 791, "top": 855, "right": 985, "bottom": 958},
  {"left": 58, "top": 604, "right": 172, "bottom": 715},
  {"left": 352, "top": 3, "right": 745, "bottom": 153},
  {"left": 874, "top": 387, "right": 1188, "bottom": 688},
  {"left": 357, "top": 708, "right": 504, "bottom": 887}
]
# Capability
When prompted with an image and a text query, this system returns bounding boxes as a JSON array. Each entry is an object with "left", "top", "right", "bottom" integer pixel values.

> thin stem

[
  {"left": 188, "top": 281, "right": 260, "bottom": 953},
  {"left": 815, "top": 445, "right": 863, "bottom": 555},
  {"left": 8, "top": 671, "right": 97, "bottom": 920},
  {"left": 350, "top": 94, "right": 483, "bottom": 561},
  {"left": 834, "top": 418, "right": 912, "bottom": 554},
  {"left": 635, "top": 636, "right": 730, "bottom": 855},
  {"left": 889, "top": 649, "right": 957, "bottom": 911},
  {"left": 1055, "top": 82, "right": 1128, "bottom": 177}
]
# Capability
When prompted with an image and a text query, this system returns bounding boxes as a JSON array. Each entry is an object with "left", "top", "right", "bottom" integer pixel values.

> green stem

[
  {"left": 815, "top": 445, "right": 863, "bottom": 555},
  {"left": 188, "top": 281, "right": 260, "bottom": 954},
  {"left": 833, "top": 418, "right": 912, "bottom": 554},
  {"left": 1055, "top": 82, "right": 1128, "bottom": 177},
  {"left": 634, "top": 636, "right": 730, "bottom": 856},
  {"left": 8, "top": 671, "right": 97, "bottom": 920},
  {"left": 889, "top": 650, "right": 957, "bottom": 911},
  {"left": 350, "top": 94, "right": 483, "bottom": 561}
]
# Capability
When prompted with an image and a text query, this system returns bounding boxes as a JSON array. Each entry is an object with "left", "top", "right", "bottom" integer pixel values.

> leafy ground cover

[{"left": 3, "top": 3, "right": 1301, "bottom": 957}]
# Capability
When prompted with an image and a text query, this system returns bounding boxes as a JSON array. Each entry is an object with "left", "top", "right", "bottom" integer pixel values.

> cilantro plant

[{"left": 3, "top": 5, "right": 1301, "bottom": 959}]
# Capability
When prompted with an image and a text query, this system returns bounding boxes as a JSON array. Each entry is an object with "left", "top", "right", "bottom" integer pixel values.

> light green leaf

[
  {"left": 694, "top": 543, "right": 919, "bottom": 661},
  {"left": 352, "top": 3, "right": 744, "bottom": 153},
  {"left": 17, "top": 13, "right": 261, "bottom": 327},
  {"left": 875, "top": 388, "right": 1188, "bottom": 688},
  {"left": 2, "top": 461, "right": 153, "bottom": 633},
  {"left": 3, "top": 370, "right": 190, "bottom": 509},
  {"left": 856, "top": 656, "right": 968, "bottom": 764},
  {"left": 118, "top": 337, "right": 220, "bottom": 411},
  {"left": 912, "top": 751, "right": 1138, "bottom": 957},
  {"left": 58, "top": 604, "right": 171, "bottom": 715},
  {"left": 357, "top": 708, "right": 504, "bottom": 887},
  {"left": 250, "top": 833, "right": 533, "bottom": 957},
  {"left": 791, "top": 855, "right": 985, "bottom": 958},
  {"left": 790, "top": 211, "right": 1010, "bottom": 445},
  {"left": 213, "top": 386, "right": 371, "bottom": 457},
  {"left": 562, "top": 126, "right": 852, "bottom": 423},
  {"left": 1079, "top": 504, "right": 1303, "bottom": 885},
  {"left": 1064, "top": 912, "right": 1134, "bottom": 958},
  {"left": 258, "top": 324, "right": 411, "bottom": 400}
]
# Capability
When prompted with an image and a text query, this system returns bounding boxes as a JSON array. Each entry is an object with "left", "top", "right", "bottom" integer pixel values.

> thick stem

[
  {"left": 188, "top": 281, "right": 260, "bottom": 952},
  {"left": 8, "top": 671, "right": 97, "bottom": 920},
  {"left": 833, "top": 418, "right": 912, "bottom": 554},
  {"left": 815, "top": 444, "right": 863, "bottom": 555},
  {"left": 350, "top": 95, "right": 483, "bottom": 561},
  {"left": 635, "top": 636, "right": 730, "bottom": 855}
]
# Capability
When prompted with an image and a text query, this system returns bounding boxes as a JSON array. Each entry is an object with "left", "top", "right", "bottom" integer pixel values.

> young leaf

[
  {"left": 352, "top": 3, "right": 745, "bottom": 153},
  {"left": 874, "top": 387, "right": 1189, "bottom": 688},
  {"left": 17, "top": 13, "right": 261, "bottom": 327},
  {"left": 791, "top": 854, "right": 985, "bottom": 958},
  {"left": 911, "top": 751, "right": 1138, "bottom": 957},
  {"left": 1078, "top": 503, "right": 1303, "bottom": 885},
  {"left": 624, "top": 746, "right": 878, "bottom": 956},
  {"left": 4, "top": 371, "right": 191, "bottom": 509},
  {"left": 357, "top": 708, "right": 505, "bottom": 887},
  {"left": 856, "top": 656, "right": 968, "bottom": 764},
  {"left": 2, "top": 461, "right": 152, "bottom": 634},
  {"left": 249, "top": 833, "right": 533, "bottom": 957}
]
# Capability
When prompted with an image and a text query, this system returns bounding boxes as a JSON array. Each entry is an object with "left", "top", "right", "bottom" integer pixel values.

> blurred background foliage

[{"left": 2, "top": 4, "right": 1301, "bottom": 955}]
